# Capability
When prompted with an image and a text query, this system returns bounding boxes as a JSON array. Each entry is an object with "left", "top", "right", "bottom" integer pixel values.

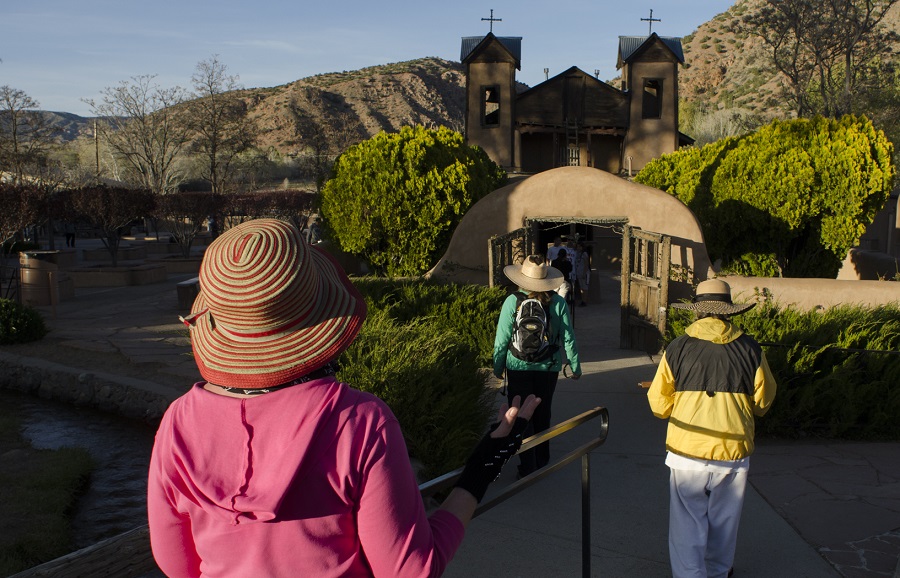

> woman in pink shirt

[{"left": 148, "top": 218, "right": 538, "bottom": 577}]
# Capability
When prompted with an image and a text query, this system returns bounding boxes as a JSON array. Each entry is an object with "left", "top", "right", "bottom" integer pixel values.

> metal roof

[
  {"left": 618, "top": 35, "right": 684, "bottom": 65},
  {"left": 460, "top": 35, "right": 522, "bottom": 64}
]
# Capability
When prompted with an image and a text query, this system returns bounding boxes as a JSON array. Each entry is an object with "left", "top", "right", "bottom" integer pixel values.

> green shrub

[
  {"left": 636, "top": 115, "right": 895, "bottom": 277},
  {"left": 321, "top": 125, "right": 507, "bottom": 276},
  {"left": 1, "top": 240, "right": 41, "bottom": 255},
  {"left": 665, "top": 302, "right": 900, "bottom": 440},
  {"left": 353, "top": 277, "right": 506, "bottom": 366},
  {"left": 0, "top": 299, "right": 47, "bottom": 344},
  {"left": 337, "top": 278, "right": 507, "bottom": 478},
  {"left": 337, "top": 307, "right": 495, "bottom": 479}
]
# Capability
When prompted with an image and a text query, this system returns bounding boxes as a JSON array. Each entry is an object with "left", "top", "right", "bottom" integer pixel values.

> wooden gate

[
  {"left": 488, "top": 227, "right": 534, "bottom": 287},
  {"left": 620, "top": 225, "right": 671, "bottom": 353}
]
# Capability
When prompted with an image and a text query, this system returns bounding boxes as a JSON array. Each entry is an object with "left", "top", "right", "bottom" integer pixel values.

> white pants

[{"left": 669, "top": 468, "right": 747, "bottom": 578}]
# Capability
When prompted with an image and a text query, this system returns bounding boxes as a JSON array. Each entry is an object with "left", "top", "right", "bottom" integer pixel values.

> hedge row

[{"left": 666, "top": 302, "right": 900, "bottom": 440}]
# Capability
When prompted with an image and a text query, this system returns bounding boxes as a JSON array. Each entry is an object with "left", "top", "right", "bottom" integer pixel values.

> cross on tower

[
  {"left": 482, "top": 9, "right": 502, "bottom": 33},
  {"left": 641, "top": 9, "right": 661, "bottom": 34}
]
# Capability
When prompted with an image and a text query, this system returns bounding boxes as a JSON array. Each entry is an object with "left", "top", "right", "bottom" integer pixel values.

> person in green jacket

[{"left": 493, "top": 255, "right": 582, "bottom": 478}]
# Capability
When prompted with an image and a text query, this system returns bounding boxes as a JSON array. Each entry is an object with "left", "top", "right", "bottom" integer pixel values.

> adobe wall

[
  {"left": 721, "top": 275, "right": 900, "bottom": 311},
  {"left": 428, "top": 166, "right": 713, "bottom": 285}
]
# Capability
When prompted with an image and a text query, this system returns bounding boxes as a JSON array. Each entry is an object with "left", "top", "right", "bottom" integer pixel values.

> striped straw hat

[
  {"left": 671, "top": 279, "right": 755, "bottom": 316},
  {"left": 182, "top": 218, "right": 366, "bottom": 389}
]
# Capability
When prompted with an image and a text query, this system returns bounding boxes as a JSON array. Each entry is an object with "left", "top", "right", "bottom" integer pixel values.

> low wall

[
  {"left": 837, "top": 248, "right": 900, "bottom": 281},
  {"left": 68, "top": 264, "right": 167, "bottom": 287},
  {"left": 148, "top": 256, "right": 202, "bottom": 275},
  {"left": 721, "top": 275, "right": 900, "bottom": 311},
  {"left": 81, "top": 245, "right": 147, "bottom": 262},
  {"left": 0, "top": 351, "right": 171, "bottom": 422},
  {"left": 143, "top": 242, "right": 184, "bottom": 255}
]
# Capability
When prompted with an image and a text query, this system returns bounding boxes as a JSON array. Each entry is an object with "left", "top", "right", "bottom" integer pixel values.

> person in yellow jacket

[{"left": 648, "top": 279, "right": 777, "bottom": 578}]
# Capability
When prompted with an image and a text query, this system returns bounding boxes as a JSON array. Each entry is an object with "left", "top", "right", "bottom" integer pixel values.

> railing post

[
  {"left": 582, "top": 452, "right": 591, "bottom": 578},
  {"left": 488, "top": 237, "right": 496, "bottom": 288}
]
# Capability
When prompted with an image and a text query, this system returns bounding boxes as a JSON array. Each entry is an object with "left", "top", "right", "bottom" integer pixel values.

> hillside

[
  {"left": 45, "top": 1, "right": 900, "bottom": 156},
  {"left": 678, "top": 0, "right": 900, "bottom": 119},
  {"left": 48, "top": 58, "right": 468, "bottom": 157},
  {"left": 240, "top": 57, "right": 467, "bottom": 155}
]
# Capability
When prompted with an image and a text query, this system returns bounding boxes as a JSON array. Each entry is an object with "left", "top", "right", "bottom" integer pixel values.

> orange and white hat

[{"left": 181, "top": 218, "right": 366, "bottom": 389}]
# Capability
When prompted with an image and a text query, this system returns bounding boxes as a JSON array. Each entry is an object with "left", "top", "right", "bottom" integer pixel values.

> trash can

[{"left": 19, "top": 251, "right": 74, "bottom": 306}]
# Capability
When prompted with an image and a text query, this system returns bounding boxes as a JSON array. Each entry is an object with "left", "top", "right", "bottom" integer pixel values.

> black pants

[{"left": 506, "top": 369, "right": 559, "bottom": 475}]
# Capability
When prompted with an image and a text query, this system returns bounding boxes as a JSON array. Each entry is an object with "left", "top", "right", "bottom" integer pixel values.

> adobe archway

[{"left": 428, "top": 166, "right": 713, "bottom": 286}]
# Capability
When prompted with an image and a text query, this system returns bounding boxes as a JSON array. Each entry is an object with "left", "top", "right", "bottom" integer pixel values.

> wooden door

[{"left": 619, "top": 225, "right": 671, "bottom": 353}]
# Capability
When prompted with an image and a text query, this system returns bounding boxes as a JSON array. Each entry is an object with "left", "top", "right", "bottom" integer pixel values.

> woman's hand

[
  {"left": 490, "top": 394, "right": 541, "bottom": 438},
  {"left": 442, "top": 395, "right": 543, "bottom": 525}
]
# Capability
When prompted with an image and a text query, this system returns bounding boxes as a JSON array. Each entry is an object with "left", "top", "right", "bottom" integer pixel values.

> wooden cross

[
  {"left": 641, "top": 9, "right": 661, "bottom": 34},
  {"left": 482, "top": 9, "right": 502, "bottom": 33}
]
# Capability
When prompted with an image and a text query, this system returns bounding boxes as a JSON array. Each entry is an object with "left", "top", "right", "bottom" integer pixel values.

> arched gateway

[
  {"left": 429, "top": 166, "right": 713, "bottom": 287},
  {"left": 427, "top": 166, "right": 714, "bottom": 352}
]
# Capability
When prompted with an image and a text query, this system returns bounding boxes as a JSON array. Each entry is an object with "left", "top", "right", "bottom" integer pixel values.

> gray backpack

[{"left": 508, "top": 293, "right": 556, "bottom": 363}]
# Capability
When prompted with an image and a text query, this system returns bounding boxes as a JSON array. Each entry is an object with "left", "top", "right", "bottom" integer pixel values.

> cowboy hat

[
  {"left": 182, "top": 218, "right": 366, "bottom": 389},
  {"left": 671, "top": 279, "right": 755, "bottom": 316},
  {"left": 503, "top": 255, "right": 565, "bottom": 292}
]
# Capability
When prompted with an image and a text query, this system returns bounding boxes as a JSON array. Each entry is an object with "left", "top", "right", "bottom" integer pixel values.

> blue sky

[{"left": 2, "top": 1, "right": 735, "bottom": 116}]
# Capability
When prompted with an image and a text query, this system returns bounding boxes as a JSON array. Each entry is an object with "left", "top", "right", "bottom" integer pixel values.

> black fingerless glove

[{"left": 454, "top": 416, "right": 530, "bottom": 502}]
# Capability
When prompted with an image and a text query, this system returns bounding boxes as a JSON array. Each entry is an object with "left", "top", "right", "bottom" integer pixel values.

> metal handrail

[
  {"left": 12, "top": 407, "right": 609, "bottom": 578},
  {"left": 419, "top": 406, "right": 610, "bottom": 578}
]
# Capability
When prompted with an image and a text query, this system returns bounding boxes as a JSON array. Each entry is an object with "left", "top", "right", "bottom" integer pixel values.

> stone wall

[{"left": 0, "top": 351, "right": 171, "bottom": 423}]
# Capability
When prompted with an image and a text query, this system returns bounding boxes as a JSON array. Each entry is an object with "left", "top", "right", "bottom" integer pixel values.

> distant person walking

[
  {"left": 546, "top": 236, "right": 565, "bottom": 262},
  {"left": 65, "top": 221, "right": 77, "bottom": 248},
  {"left": 573, "top": 242, "right": 591, "bottom": 306},
  {"left": 493, "top": 255, "right": 581, "bottom": 478},
  {"left": 647, "top": 279, "right": 777, "bottom": 578},
  {"left": 550, "top": 248, "right": 574, "bottom": 312},
  {"left": 305, "top": 215, "right": 323, "bottom": 244}
]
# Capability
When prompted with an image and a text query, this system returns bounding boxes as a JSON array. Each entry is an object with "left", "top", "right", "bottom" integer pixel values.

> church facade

[{"left": 461, "top": 33, "right": 690, "bottom": 175}]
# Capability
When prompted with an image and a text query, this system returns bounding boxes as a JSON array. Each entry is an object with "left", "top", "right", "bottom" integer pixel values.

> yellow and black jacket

[{"left": 648, "top": 317, "right": 777, "bottom": 461}]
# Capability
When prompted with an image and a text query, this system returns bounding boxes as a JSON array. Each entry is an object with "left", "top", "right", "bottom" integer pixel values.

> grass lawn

[{"left": 0, "top": 392, "right": 94, "bottom": 576}]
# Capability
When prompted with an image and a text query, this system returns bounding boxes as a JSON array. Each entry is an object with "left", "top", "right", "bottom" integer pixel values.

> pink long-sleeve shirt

[{"left": 148, "top": 379, "right": 465, "bottom": 577}]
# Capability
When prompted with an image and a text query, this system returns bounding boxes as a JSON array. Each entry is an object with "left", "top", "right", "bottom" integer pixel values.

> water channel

[{"left": 3, "top": 389, "right": 157, "bottom": 550}]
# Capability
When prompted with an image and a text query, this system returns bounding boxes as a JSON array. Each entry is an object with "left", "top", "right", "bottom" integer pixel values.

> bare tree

[
  {"left": 0, "top": 86, "right": 59, "bottom": 184},
  {"left": 0, "top": 182, "right": 42, "bottom": 297},
  {"left": 743, "top": 0, "right": 899, "bottom": 117},
  {"left": 63, "top": 186, "right": 156, "bottom": 266},
  {"left": 0, "top": 183, "right": 40, "bottom": 247},
  {"left": 289, "top": 90, "right": 362, "bottom": 192},
  {"left": 256, "top": 188, "right": 317, "bottom": 231},
  {"left": 85, "top": 75, "right": 190, "bottom": 195},
  {"left": 154, "top": 191, "right": 224, "bottom": 257},
  {"left": 187, "top": 56, "right": 257, "bottom": 195}
]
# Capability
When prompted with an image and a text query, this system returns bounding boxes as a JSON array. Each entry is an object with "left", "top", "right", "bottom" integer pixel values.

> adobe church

[{"left": 461, "top": 32, "right": 691, "bottom": 174}]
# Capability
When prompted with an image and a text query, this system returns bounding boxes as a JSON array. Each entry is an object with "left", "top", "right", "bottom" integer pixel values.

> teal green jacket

[{"left": 492, "top": 291, "right": 581, "bottom": 378}]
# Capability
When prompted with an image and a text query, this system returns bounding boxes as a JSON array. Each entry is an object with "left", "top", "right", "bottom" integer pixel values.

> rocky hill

[
  {"left": 240, "top": 57, "right": 467, "bottom": 155},
  {"left": 678, "top": 0, "right": 900, "bottom": 119},
  {"left": 48, "top": 58, "right": 469, "bottom": 156}
]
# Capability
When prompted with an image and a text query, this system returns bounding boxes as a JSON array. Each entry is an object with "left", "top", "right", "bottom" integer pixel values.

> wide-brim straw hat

[
  {"left": 671, "top": 279, "right": 755, "bottom": 316},
  {"left": 182, "top": 218, "right": 366, "bottom": 389},
  {"left": 503, "top": 255, "right": 565, "bottom": 292}
]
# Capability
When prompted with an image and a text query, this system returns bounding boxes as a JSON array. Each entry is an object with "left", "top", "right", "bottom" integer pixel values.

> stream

[{"left": 4, "top": 389, "right": 157, "bottom": 550}]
